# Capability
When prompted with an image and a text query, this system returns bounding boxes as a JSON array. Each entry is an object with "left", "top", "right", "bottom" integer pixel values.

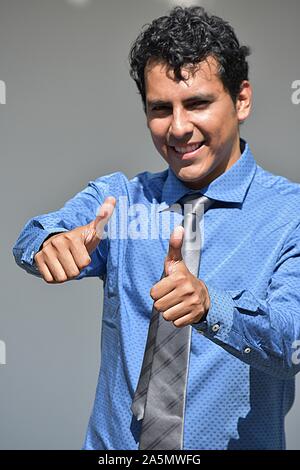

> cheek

[
  {"left": 203, "top": 120, "right": 232, "bottom": 150},
  {"left": 149, "top": 123, "right": 169, "bottom": 150},
  {"left": 197, "top": 105, "right": 236, "bottom": 138},
  {"left": 199, "top": 112, "right": 223, "bottom": 135}
]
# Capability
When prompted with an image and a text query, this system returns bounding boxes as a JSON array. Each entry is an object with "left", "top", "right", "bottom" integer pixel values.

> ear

[{"left": 236, "top": 80, "right": 252, "bottom": 123}]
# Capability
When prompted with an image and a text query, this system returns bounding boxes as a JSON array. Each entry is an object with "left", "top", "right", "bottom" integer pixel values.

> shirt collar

[{"left": 157, "top": 139, "right": 257, "bottom": 212}]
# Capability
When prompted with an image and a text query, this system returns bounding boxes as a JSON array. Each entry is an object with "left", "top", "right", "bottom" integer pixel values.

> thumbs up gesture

[
  {"left": 82, "top": 196, "right": 116, "bottom": 254},
  {"left": 150, "top": 226, "right": 211, "bottom": 327},
  {"left": 34, "top": 196, "right": 116, "bottom": 284}
]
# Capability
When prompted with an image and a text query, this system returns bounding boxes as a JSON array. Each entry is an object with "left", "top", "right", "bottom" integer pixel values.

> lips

[
  {"left": 174, "top": 142, "right": 203, "bottom": 154},
  {"left": 169, "top": 141, "right": 205, "bottom": 159}
]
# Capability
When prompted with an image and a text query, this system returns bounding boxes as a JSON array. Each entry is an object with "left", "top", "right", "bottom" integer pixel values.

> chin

[
  {"left": 176, "top": 166, "right": 207, "bottom": 181},
  {"left": 174, "top": 166, "right": 212, "bottom": 189}
]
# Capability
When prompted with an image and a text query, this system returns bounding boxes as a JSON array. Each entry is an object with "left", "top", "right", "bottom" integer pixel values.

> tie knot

[{"left": 179, "top": 193, "right": 214, "bottom": 216}]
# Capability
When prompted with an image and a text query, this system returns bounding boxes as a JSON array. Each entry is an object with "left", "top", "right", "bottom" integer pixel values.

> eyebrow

[{"left": 147, "top": 93, "right": 214, "bottom": 108}]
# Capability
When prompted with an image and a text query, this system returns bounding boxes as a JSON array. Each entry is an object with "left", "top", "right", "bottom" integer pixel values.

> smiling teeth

[{"left": 174, "top": 143, "right": 203, "bottom": 154}]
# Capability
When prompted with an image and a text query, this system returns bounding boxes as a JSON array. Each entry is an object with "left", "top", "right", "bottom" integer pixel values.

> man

[{"left": 13, "top": 6, "right": 300, "bottom": 450}]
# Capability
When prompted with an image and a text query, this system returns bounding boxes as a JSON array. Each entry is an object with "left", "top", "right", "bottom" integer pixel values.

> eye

[
  {"left": 149, "top": 105, "right": 172, "bottom": 117},
  {"left": 152, "top": 105, "right": 171, "bottom": 112},
  {"left": 188, "top": 100, "right": 210, "bottom": 109}
]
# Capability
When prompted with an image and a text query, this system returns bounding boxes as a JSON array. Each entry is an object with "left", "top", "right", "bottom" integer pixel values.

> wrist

[{"left": 192, "top": 280, "right": 210, "bottom": 324}]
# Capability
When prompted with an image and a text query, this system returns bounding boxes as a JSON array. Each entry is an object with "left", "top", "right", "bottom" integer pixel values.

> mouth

[{"left": 168, "top": 141, "right": 206, "bottom": 160}]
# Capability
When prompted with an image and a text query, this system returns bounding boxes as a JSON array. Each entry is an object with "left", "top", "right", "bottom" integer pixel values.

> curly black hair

[{"left": 129, "top": 6, "right": 251, "bottom": 112}]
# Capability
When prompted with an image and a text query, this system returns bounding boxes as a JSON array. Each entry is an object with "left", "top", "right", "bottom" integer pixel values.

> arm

[{"left": 12, "top": 180, "right": 114, "bottom": 280}]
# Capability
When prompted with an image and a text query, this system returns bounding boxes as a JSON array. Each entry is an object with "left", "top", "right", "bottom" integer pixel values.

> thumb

[
  {"left": 83, "top": 196, "right": 116, "bottom": 254},
  {"left": 165, "top": 225, "right": 184, "bottom": 276}
]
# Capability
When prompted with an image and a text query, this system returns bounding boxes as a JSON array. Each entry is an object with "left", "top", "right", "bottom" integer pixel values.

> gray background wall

[{"left": 1, "top": 0, "right": 299, "bottom": 449}]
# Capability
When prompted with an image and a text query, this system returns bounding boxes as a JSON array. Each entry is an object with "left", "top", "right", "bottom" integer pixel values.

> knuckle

[
  {"left": 42, "top": 245, "right": 52, "bottom": 258},
  {"left": 63, "top": 232, "right": 75, "bottom": 242},
  {"left": 55, "top": 274, "right": 68, "bottom": 283},
  {"left": 78, "top": 257, "right": 91, "bottom": 270},
  {"left": 175, "top": 273, "right": 186, "bottom": 285},
  {"left": 85, "top": 255, "right": 92, "bottom": 265},
  {"left": 51, "top": 236, "right": 66, "bottom": 249},
  {"left": 199, "top": 304, "right": 206, "bottom": 315},
  {"left": 69, "top": 268, "right": 80, "bottom": 278},
  {"left": 184, "top": 282, "right": 194, "bottom": 294},
  {"left": 150, "top": 288, "right": 156, "bottom": 299},
  {"left": 191, "top": 294, "right": 200, "bottom": 306}
]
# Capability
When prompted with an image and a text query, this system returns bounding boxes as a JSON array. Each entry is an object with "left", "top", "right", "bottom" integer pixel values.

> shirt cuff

[{"left": 192, "top": 282, "right": 236, "bottom": 342}]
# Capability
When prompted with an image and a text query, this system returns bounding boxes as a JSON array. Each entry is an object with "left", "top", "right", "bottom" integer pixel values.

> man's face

[{"left": 145, "top": 56, "right": 252, "bottom": 189}]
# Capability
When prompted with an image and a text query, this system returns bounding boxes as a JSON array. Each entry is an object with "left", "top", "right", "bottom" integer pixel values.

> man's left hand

[{"left": 150, "top": 226, "right": 211, "bottom": 328}]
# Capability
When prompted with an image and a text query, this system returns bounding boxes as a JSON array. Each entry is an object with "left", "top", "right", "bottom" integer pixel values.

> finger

[
  {"left": 56, "top": 249, "right": 81, "bottom": 279},
  {"left": 150, "top": 275, "right": 176, "bottom": 300},
  {"left": 153, "top": 288, "right": 179, "bottom": 312},
  {"left": 69, "top": 238, "right": 91, "bottom": 270},
  {"left": 36, "top": 259, "right": 54, "bottom": 283},
  {"left": 165, "top": 226, "right": 184, "bottom": 275},
  {"left": 162, "top": 301, "right": 191, "bottom": 322},
  {"left": 43, "top": 255, "right": 68, "bottom": 283},
  {"left": 94, "top": 196, "right": 116, "bottom": 240},
  {"left": 173, "top": 312, "right": 199, "bottom": 328}
]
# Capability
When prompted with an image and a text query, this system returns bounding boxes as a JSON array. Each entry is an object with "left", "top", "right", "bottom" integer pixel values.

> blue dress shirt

[{"left": 13, "top": 139, "right": 300, "bottom": 449}]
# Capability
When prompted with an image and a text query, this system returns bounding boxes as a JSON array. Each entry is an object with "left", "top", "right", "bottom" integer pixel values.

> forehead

[{"left": 144, "top": 56, "right": 225, "bottom": 100}]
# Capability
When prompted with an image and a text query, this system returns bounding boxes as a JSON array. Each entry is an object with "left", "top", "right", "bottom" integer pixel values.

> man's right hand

[{"left": 34, "top": 196, "right": 116, "bottom": 283}]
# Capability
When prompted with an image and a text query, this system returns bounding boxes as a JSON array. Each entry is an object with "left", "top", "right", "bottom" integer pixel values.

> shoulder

[
  {"left": 89, "top": 169, "right": 168, "bottom": 200},
  {"left": 253, "top": 164, "right": 300, "bottom": 220},
  {"left": 255, "top": 164, "right": 300, "bottom": 195}
]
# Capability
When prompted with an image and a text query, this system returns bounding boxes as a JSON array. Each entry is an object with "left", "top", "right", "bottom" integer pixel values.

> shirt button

[
  {"left": 212, "top": 323, "right": 220, "bottom": 333},
  {"left": 244, "top": 347, "right": 251, "bottom": 354}
]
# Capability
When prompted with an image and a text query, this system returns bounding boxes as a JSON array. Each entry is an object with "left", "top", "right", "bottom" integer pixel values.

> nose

[{"left": 169, "top": 108, "right": 193, "bottom": 142}]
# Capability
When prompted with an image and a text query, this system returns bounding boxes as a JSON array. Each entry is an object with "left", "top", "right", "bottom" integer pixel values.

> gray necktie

[{"left": 131, "top": 194, "right": 214, "bottom": 450}]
